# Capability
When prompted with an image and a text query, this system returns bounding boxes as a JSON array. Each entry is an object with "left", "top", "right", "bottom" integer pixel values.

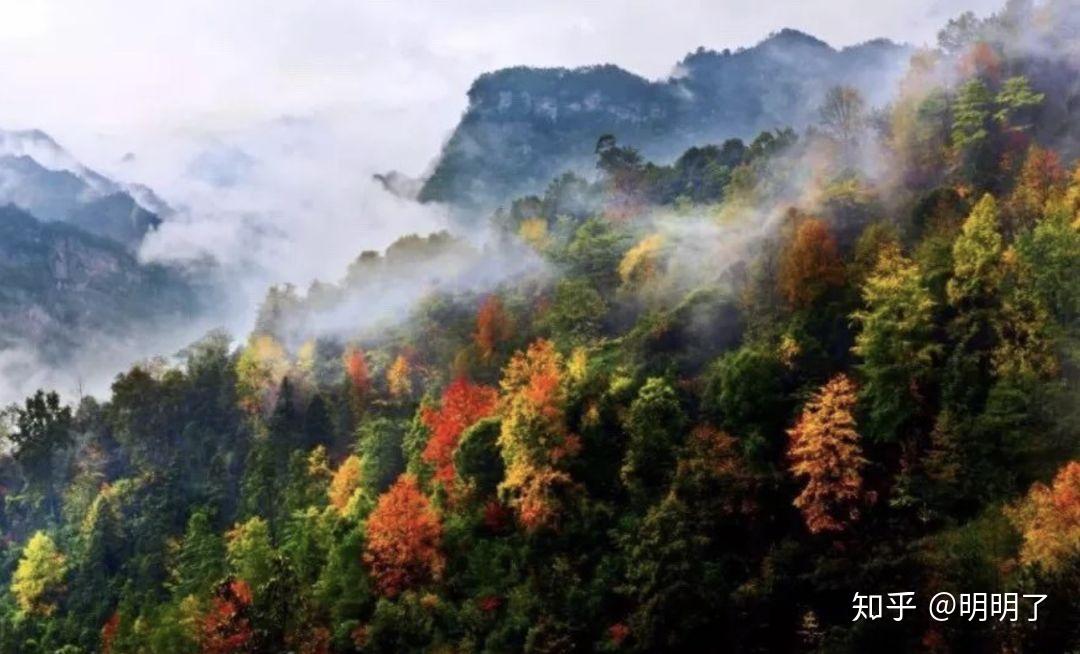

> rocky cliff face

[
  {"left": 0, "top": 205, "right": 198, "bottom": 362},
  {"left": 419, "top": 30, "right": 911, "bottom": 209},
  {"left": 0, "top": 129, "right": 166, "bottom": 249}
]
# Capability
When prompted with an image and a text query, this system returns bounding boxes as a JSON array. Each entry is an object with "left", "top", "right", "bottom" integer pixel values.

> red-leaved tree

[
  {"left": 422, "top": 377, "right": 499, "bottom": 489},
  {"left": 200, "top": 579, "right": 254, "bottom": 654},
  {"left": 363, "top": 475, "right": 445, "bottom": 597},
  {"left": 343, "top": 346, "right": 371, "bottom": 409},
  {"left": 474, "top": 295, "right": 513, "bottom": 361}
]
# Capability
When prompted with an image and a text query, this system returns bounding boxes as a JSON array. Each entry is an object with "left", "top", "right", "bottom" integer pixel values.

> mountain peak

[
  {"left": 758, "top": 28, "right": 832, "bottom": 50},
  {"left": 419, "top": 28, "right": 912, "bottom": 207},
  {"left": 0, "top": 127, "right": 169, "bottom": 247}
]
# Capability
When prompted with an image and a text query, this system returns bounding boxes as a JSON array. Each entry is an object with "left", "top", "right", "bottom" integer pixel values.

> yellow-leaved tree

[
  {"left": 497, "top": 339, "right": 580, "bottom": 530},
  {"left": 1007, "top": 461, "right": 1080, "bottom": 573},
  {"left": 618, "top": 233, "right": 664, "bottom": 290},
  {"left": 11, "top": 531, "right": 67, "bottom": 615},
  {"left": 387, "top": 354, "right": 414, "bottom": 399},
  {"left": 787, "top": 374, "right": 868, "bottom": 534},
  {"left": 235, "top": 334, "right": 290, "bottom": 416},
  {"left": 328, "top": 454, "right": 363, "bottom": 516}
]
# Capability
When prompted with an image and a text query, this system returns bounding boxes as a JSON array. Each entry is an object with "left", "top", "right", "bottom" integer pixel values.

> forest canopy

[{"left": 2, "top": 1, "right": 1080, "bottom": 652}]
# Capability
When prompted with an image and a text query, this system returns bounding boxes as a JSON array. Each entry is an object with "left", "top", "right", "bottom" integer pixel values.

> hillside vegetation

[{"left": 1, "top": 2, "right": 1080, "bottom": 652}]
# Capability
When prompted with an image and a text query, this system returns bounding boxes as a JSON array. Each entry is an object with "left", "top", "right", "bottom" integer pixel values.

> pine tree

[
  {"left": 952, "top": 78, "right": 995, "bottom": 186},
  {"left": 171, "top": 507, "right": 227, "bottom": 600}
]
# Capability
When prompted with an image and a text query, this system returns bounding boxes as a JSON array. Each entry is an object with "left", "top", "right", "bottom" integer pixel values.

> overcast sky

[
  {"left": 0, "top": 0, "right": 1010, "bottom": 402},
  {"left": 0, "top": 0, "right": 1004, "bottom": 180}
]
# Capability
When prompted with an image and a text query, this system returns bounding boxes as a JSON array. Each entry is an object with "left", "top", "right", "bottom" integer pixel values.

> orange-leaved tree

[
  {"left": 1007, "top": 460, "right": 1080, "bottom": 573},
  {"left": 362, "top": 474, "right": 445, "bottom": 597},
  {"left": 387, "top": 354, "right": 414, "bottom": 399},
  {"left": 474, "top": 295, "right": 513, "bottom": 361},
  {"left": 778, "top": 217, "right": 846, "bottom": 309},
  {"left": 497, "top": 339, "right": 580, "bottom": 530},
  {"left": 200, "top": 579, "right": 254, "bottom": 654},
  {"left": 787, "top": 373, "right": 868, "bottom": 534},
  {"left": 343, "top": 346, "right": 371, "bottom": 409},
  {"left": 101, "top": 611, "right": 120, "bottom": 654},
  {"left": 1004, "top": 144, "right": 1066, "bottom": 233},
  {"left": 422, "top": 377, "right": 499, "bottom": 489}
]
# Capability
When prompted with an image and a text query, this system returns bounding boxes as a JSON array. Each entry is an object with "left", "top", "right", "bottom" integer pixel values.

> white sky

[
  {"left": 0, "top": 0, "right": 1009, "bottom": 403},
  {"left": 0, "top": 0, "right": 1003, "bottom": 180}
]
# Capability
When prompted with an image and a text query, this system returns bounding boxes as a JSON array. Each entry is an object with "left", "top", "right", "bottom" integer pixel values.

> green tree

[
  {"left": 701, "top": 346, "right": 788, "bottom": 461},
  {"left": 620, "top": 378, "right": 686, "bottom": 501},
  {"left": 226, "top": 517, "right": 276, "bottom": 592},
  {"left": 994, "top": 76, "right": 1043, "bottom": 129},
  {"left": 558, "top": 218, "right": 628, "bottom": 291},
  {"left": 358, "top": 417, "right": 407, "bottom": 498},
  {"left": 1017, "top": 203, "right": 1080, "bottom": 326},
  {"left": 543, "top": 278, "right": 608, "bottom": 345},
  {"left": 170, "top": 507, "right": 226, "bottom": 600},
  {"left": 852, "top": 246, "right": 939, "bottom": 441},
  {"left": 454, "top": 417, "right": 505, "bottom": 498},
  {"left": 952, "top": 79, "right": 995, "bottom": 185},
  {"left": 944, "top": 194, "right": 1004, "bottom": 410},
  {"left": 5, "top": 390, "right": 72, "bottom": 517}
]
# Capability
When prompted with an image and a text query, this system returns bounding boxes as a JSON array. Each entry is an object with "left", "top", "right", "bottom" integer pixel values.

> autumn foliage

[
  {"left": 778, "top": 217, "right": 845, "bottom": 308},
  {"left": 235, "top": 335, "right": 289, "bottom": 416},
  {"left": 787, "top": 374, "right": 868, "bottom": 534},
  {"left": 101, "top": 611, "right": 119, "bottom": 654},
  {"left": 1004, "top": 145, "right": 1066, "bottom": 232},
  {"left": 200, "top": 579, "right": 254, "bottom": 654},
  {"left": 1008, "top": 460, "right": 1080, "bottom": 573},
  {"left": 498, "top": 339, "right": 580, "bottom": 530},
  {"left": 387, "top": 354, "right": 414, "bottom": 399},
  {"left": 474, "top": 295, "right": 513, "bottom": 361},
  {"left": 363, "top": 474, "right": 445, "bottom": 597},
  {"left": 328, "top": 454, "right": 363, "bottom": 515},
  {"left": 343, "top": 346, "right": 371, "bottom": 408},
  {"left": 422, "top": 377, "right": 499, "bottom": 488}
]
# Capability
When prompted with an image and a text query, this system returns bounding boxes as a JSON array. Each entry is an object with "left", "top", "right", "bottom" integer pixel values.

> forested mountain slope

[
  {"left": 0, "top": 130, "right": 206, "bottom": 402},
  {"left": 419, "top": 30, "right": 910, "bottom": 208},
  {"left": 0, "top": 129, "right": 165, "bottom": 249},
  {"left": 1, "top": 2, "right": 1080, "bottom": 653}
]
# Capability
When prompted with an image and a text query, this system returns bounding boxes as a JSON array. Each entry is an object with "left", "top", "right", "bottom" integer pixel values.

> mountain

[
  {"left": 0, "top": 205, "right": 200, "bottom": 364},
  {"left": 0, "top": 129, "right": 167, "bottom": 248},
  {"left": 419, "top": 30, "right": 911, "bottom": 208}
]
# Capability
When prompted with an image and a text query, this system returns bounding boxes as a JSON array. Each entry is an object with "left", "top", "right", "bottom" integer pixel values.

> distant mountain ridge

[
  {"left": 0, "top": 128, "right": 168, "bottom": 248},
  {"left": 419, "top": 29, "right": 912, "bottom": 208},
  {"left": 0, "top": 131, "right": 206, "bottom": 401},
  {"left": 0, "top": 205, "right": 200, "bottom": 363}
]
